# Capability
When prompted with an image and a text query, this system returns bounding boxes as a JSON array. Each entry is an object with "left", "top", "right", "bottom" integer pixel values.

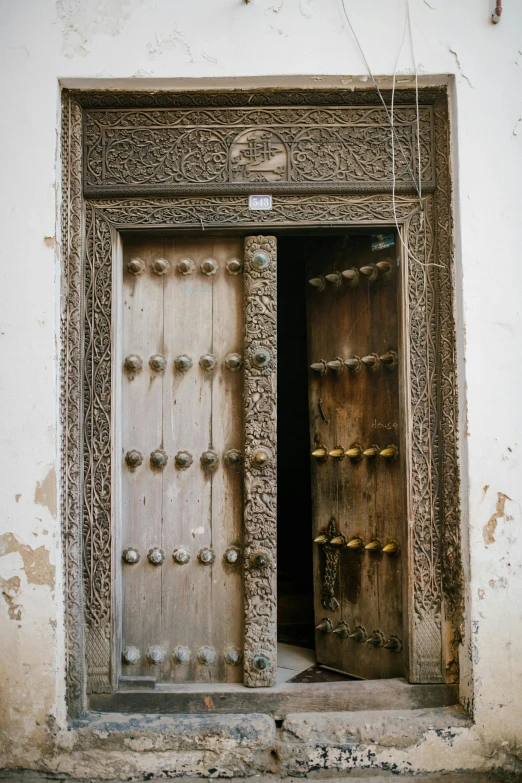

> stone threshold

[
  {"left": 90, "top": 678, "right": 458, "bottom": 716},
  {"left": 0, "top": 773, "right": 519, "bottom": 782}
]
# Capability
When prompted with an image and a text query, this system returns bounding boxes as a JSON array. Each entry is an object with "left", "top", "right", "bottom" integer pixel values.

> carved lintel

[{"left": 83, "top": 100, "right": 435, "bottom": 196}]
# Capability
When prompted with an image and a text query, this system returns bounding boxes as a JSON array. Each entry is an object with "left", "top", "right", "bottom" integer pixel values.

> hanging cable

[
  {"left": 340, "top": 0, "right": 442, "bottom": 268},
  {"left": 406, "top": 0, "right": 422, "bottom": 204},
  {"left": 339, "top": 0, "right": 423, "bottom": 208},
  {"left": 391, "top": 0, "right": 443, "bottom": 269}
]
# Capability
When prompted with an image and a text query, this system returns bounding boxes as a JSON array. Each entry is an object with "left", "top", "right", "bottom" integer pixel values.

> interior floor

[{"left": 276, "top": 642, "right": 316, "bottom": 683}]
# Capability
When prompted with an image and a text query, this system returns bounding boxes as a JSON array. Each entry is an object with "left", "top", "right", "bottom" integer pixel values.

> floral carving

[
  {"left": 243, "top": 236, "right": 277, "bottom": 687},
  {"left": 434, "top": 97, "right": 462, "bottom": 651},
  {"left": 61, "top": 94, "right": 85, "bottom": 717},
  {"left": 84, "top": 105, "right": 433, "bottom": 195},
  {"left": 83, "top": 203, "right": 113, "bottom": 695}
]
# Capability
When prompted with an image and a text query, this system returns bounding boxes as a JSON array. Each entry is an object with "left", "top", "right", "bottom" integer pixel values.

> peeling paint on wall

[
  {"left": 0, "top": 533, "right": 55, "bottom": 589},
  {"left": 1, "top": 575, "right": 22, "bottom": 620},
  {"left": 147, "top": 29, "right": 191, "bottom": 61},
  {"left": 483, "top": 492, "right": 511, "bottom": 546},
  {"left": 34, "top": 464, "right": 57, "bottom": 518}
]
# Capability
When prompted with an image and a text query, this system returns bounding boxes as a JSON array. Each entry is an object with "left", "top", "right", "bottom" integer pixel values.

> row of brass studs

[
  {"left": 125, "top": 448, "right": 270, "bottom": 471},
  {"left": 311, "top": 351, "right": 398, "bottom": 375},
  {"left": 309, "top": 260, "right": 393, "bottom": 291},
  {"left": 123, "top": 546, "right": 238, "bottom": 566},
  {"left": 314, "top": 535, "right": 399, "bottom": 554},
  {"left": 124, "top": 352, "right": 243, "bottom": 374},
  {"left": 311, "top": 444, "right": 398, "bottom": 461},
  {"left": 127, "top": 257, "right": 243, "bottom": 277},
  {"left": 123, "top": 546, "right": 271, "bottom": 569},
  {"left": 315, "top": 620, "right": 403, "bottom": 651},
  {"left": 122, "top": 644, "right": 243, "bottom": 666}
]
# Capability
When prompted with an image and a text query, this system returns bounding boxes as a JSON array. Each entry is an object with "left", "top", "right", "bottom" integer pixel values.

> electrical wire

[
  {"left": 339, "top": 0, "right": 423, "bottom": 207},
  {"left": 392, "top": 0, "right": 442, "bottom": 268},
  {"left": 340, "top": 0, "right": 443, "bottom": 269},
  {"left": 406, "top": 0, "right": 422, "bottom": 205}
]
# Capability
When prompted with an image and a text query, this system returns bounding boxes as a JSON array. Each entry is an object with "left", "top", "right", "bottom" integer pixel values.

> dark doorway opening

[
  {"left": 276, "top": 233, "right": 362, "bottom": 683},
  {"left": 277, "top": 235, "right": 315, "bottom": 651}
]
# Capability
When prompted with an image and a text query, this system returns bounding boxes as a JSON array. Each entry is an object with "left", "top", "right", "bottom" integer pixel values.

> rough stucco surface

[
  {"left": 1, "top": 0, "right": 522, "bottom": 776},
  {"left": 19, "top": 708, "right": 511, "bottom": 779}
]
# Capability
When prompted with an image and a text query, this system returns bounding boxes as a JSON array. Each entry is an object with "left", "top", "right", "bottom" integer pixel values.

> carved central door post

[{"left": 243, "top": 236, "right": 277, "bottom": 687}]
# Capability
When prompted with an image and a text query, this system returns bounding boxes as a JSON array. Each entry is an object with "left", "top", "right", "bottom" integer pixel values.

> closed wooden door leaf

[{"left": 119, "top": 234, "right": 278, "bottom": 687}]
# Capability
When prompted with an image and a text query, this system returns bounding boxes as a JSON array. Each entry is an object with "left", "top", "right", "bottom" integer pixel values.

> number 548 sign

[{"left": 248, "top": 195, "right": 272, "bottom": 211}]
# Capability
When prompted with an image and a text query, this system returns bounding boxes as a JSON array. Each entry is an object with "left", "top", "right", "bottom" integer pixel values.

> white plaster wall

[{"left": 1, "top": 0, "right": 521, "bottom": 772}]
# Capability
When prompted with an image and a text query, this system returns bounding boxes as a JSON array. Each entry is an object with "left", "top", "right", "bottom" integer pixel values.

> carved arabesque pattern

[
  {"left": 243, "top": 236, "right": 277, "bottom": 688},
  {"left": 84, "top": 105, "right": 433, "bottom": 194},
  {"left": 61, "top": 88, "right": 458, "bottom": 713},
  {"left": 405, "top": 203, "right": 443, "bottom": 681},
  {"left": 76, "top": 87, "right": 444, "bottom": 110},
  {"left": 61, "top": 94, "right": 85, "bottom": 717},
  {"left": 434, "top": 98, "right": 462, "bottom": 640},
  {"left": 83, "top": 205, "right": 113, "bottom": 693},
  {"left": 91, "top": 194, "right": 421, "bottom": 228}
]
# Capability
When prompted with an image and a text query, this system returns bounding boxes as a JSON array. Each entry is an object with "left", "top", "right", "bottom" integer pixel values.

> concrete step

[{"left": 1, "top": 773, "right": 521, "bottom": 782}]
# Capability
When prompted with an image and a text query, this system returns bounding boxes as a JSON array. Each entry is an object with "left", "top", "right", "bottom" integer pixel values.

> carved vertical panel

[
  {"left": 405, "top": 201, "right": 444, "bottom": 682},
  {"left": 243, "top": 236, "right": 277, "bottom": 687},
  {"left": 83, "top": 205, "right": 113, "bottom": 693},
  {"left": 61, "top": 94, "right": 86, "bottom": 717},
  {"left": 434, "top": 97, "right": 462, "bottom": 632}
]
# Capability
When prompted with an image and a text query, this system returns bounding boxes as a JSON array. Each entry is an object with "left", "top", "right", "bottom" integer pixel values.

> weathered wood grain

[
  {"left": 91, "top": 679, "right": 458, "bottom": 715},
  {"left": 121, "top": 238, "right": 165, "bottom": 680},
  {"left": 208, "top": 237, "right": 244, "bottom": 683},
  {"left": 306, "top": 234, "right": 405, "bottom": 680},
  {"left": 120, "top": 236, "right": 244, "bottom": 684}
]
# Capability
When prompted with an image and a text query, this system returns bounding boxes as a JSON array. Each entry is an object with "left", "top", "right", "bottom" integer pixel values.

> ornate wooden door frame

[{"left": 61, "top": 87, "right": 461, "bottom": 718}]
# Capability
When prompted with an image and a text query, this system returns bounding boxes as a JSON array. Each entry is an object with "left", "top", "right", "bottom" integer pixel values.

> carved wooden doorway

[
  {"left": 118, "top": 228, "right": 406, "bottom": 689},
  {"left": 61, "top": 87, "right": 461, "bottom": 717}
]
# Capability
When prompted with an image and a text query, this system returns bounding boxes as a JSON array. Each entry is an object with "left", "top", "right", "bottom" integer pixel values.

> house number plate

[{"left": 249, "top": 195, "right": 272, "bottom": 210}]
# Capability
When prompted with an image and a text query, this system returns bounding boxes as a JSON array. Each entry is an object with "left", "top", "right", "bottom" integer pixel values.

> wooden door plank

[
  {"left": 209, "top": 238, "right": 245, "bottom": 683},
  {"left": 306, "top": 234, "right": 405, "bottom": 680},
  {"left": 161, "top": 238, "right": 214, "bottom": 684},
  {"left": 121, "top": 237, "right": 165, "bottom": 679},
  {"left": 121, "top": 235, "right": 245, "bottom": 685}
]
